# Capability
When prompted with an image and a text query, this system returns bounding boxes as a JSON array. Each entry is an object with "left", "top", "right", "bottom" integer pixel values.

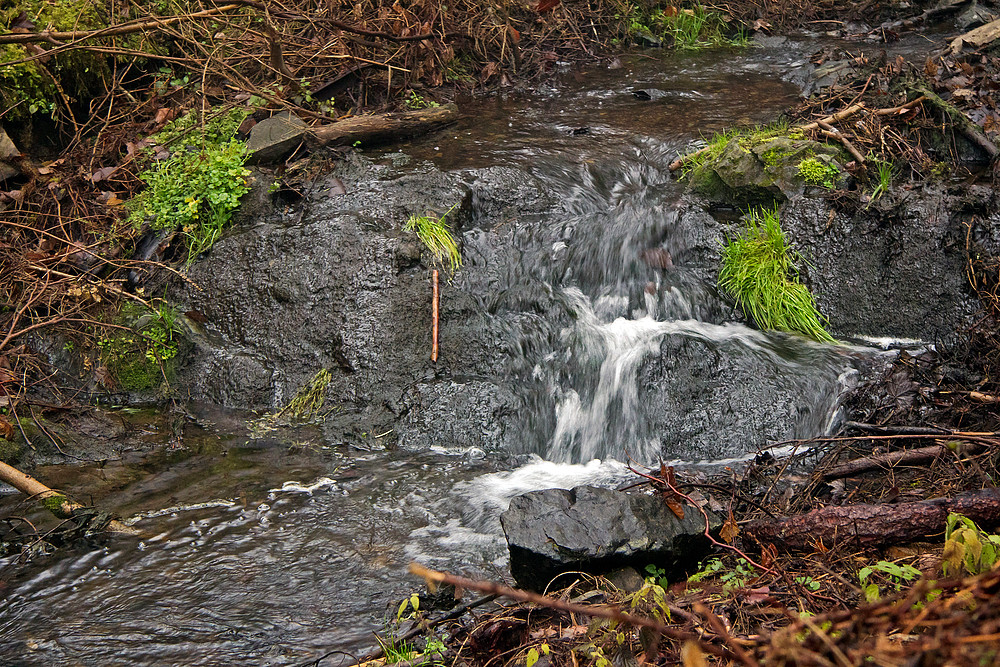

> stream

[{"left": 0, "top": 40, "right": 907, "bottom": 665}]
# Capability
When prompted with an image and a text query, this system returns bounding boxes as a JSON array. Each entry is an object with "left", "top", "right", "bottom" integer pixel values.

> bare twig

[{"left": 407, "top": 563, "right": 752, "bottom": 664}]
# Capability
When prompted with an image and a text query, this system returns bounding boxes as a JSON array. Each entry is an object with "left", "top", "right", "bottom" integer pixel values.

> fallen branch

[
  {"left": 820, "top": 441, "right": 988, "bottom": 480},
  {"left": 408, "top": 563, "right": 759, "bottom": 666},
  {"left": 431, "top": 269, "right": 440, "bottom": 363},
  {"left": 818, "top": 120, "right": 866, "bottom": 165},
  {"left": 310, "top": 104, "right": 459, "bottom": 147},
  {"left": 911, "top": 84, "right": 999, "bottom": 161},
  {"left": 0, "top": 459, "right": 136, "bottom": 534},
  {"left": 795, "top": 103, "right": 866, "bottom": 133},
  {"left": 746, "top": 487, "right": 1000, "bottom": 551}
]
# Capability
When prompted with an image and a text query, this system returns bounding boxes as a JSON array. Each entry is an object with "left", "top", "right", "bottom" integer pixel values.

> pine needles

[
  {"left": 718, "top": 207, "right": 836, "bottom": 343},
  {"left": 404, "top": 205, "right": 462, "bottom": 275}
]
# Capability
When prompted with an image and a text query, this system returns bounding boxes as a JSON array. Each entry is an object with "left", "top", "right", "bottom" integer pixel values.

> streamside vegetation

[
  {"left": 718, "top": 207, "right": 835, "bottom": 343},
  {"left": 128, "top": 107, "right": 251, "bottom": 263}
]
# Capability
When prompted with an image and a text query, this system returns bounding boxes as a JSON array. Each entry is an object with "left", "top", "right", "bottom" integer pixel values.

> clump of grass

[
  {"left": 659, "top": 5, "right": 748, "bottom": 50},
  {"left": 869, "top": 157, "right": 894, "bottom": 201},
  {"left": 404, "top": 205, "right": 462, "bottom": 275},
  {"left": 275, "top": 368, "right": 333, "bottom": 423},
  {"left": 623, "top": 4, "right": 748, "bottom": 50},
  {"left": 718, "top": 207, "right": 836, "bottom": 343}
]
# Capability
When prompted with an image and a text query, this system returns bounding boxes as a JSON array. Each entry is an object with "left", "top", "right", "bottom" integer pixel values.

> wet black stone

[{"left": 500, "top": 486, "right": 717, "bottom": 591}]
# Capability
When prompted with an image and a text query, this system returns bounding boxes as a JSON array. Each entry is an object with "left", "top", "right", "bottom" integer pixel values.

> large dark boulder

[{"left": 500, "top": 486, "right": 718, "bottom": 591}]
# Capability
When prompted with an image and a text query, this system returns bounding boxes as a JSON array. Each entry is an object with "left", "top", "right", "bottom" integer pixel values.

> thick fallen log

[
  {"left": 746, "top": 488, "right": 1000, "bottom": 551},
  {"left": 0, "top": 460, "right": 136, "bottom": 534},
  {"left": 310, "top": 104, "right": 459, "bottom": 147}
]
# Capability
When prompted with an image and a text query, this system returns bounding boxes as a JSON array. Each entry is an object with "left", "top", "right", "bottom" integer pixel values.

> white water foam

[{"left": 548, "top": 287, "right": 778, "bottom": 463}]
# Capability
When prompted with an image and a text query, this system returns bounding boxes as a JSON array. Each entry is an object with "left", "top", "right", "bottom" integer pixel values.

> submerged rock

[{"left": 501, "top": 486, "right": 717, "bottom": 591}]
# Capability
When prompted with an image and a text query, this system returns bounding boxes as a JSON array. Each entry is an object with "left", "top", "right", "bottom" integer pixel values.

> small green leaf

[{"left": 526, "top": 648, "right": 539, "bottom": 667}]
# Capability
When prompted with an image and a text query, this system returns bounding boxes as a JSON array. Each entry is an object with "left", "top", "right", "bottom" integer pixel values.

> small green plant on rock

[
  {"left": 98, "top": 302, "right": 183, "bottom": 392},
  {"left": 405, "top": 205, "right": 462, "bottom": 276},
  {"left": 718, "top": 207, "right": 836, "bottom": 343},
  {"left": 797, "top": 157, "right": 839, "bottom": 188}
]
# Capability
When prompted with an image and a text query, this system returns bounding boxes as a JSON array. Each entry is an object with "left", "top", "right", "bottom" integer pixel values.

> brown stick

[
  {"left": 407, "top": 563, "right": 758, "bottom": 666},
  {"left": 431, "top": 269, "right": 439, "bottom": 363},
  {"left": 820, "top": 442, "right": 987, "bottom": 480},
  {"left": 795, "top": 103, "right": 866, "bottom": 133},
  {"left": 746, "top": 487, "right": 1000, "bottom": 551},
  {"left": 0, "top": 4, "right": 243, "bottom": 44},
  {"left": 311, "top": 104, "right": 459, "bottom": 147},
  {"left": 818, "top": 121, "right": 866, "bottom": 165},
  {"left": 874, "top": 95, "right": 927, "bottom": 116},
  {"left": 0, "top": 460, "right": 137, "bottom": 534}
]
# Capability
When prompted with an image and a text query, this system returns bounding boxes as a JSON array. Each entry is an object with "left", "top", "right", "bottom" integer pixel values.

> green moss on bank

[{"left": 0, "top": 0, "right": 110, "bottom": 120}]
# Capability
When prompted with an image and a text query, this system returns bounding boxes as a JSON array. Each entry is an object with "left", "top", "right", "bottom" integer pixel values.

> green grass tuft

[
  {"left": 869, "top": 157, "right": 894, "bottom": 202},
  {"left": 404, "top": 205, "right": 462, "bottom": 276},
  {"left": 718, "top": 207, "right": 836, "bottom": 343}
]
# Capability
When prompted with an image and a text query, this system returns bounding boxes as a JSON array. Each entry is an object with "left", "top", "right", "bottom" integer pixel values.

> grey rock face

[
  {"left": 500, "top": 486, "right": 717, "bottom": 591},
  {"left": 779, "top": 188, "right": 992, "bottom": 341},
  {"left": 175, "top": 157, "right": 553, "bottom": 452}
]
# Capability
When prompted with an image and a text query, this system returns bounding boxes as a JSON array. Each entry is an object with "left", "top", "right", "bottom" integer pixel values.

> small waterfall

[{"left": 544, "top": 288, "right": 855, "bottom": 464}]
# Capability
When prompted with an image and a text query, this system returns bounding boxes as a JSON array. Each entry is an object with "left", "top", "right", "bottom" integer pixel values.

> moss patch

[
  {"left": 0, "top": 0, "right": 111, "bottom": 121},
  {"left": 98, "top": 303, "right": 186, "bottom": 393},
  {"left": 682, "top": 129, "right": 843, "bottom": 207}
]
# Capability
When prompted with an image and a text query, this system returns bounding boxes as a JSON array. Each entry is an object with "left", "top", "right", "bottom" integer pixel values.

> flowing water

[{"left": 1, "top": 43, "right": 888, "bottom": 664}]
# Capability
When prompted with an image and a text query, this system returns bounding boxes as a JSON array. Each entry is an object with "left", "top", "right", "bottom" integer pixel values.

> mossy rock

[
  {"left": 688, "top": 136, "right": 844, "bottom": 207},
  {"left": 0, "top": 436, "right": 25, "bottom": 464}
]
